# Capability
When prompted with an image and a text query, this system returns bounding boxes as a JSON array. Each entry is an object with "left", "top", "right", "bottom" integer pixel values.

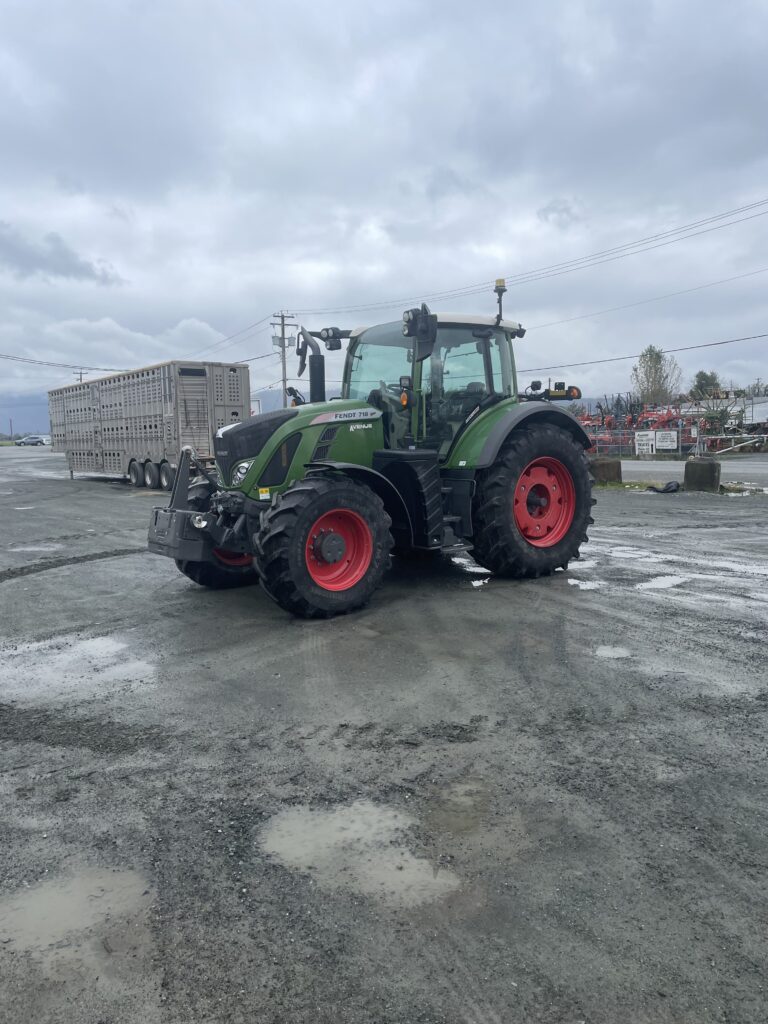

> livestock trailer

[{"left": 49, "top": 361, "right": 252, "bottom": 488}]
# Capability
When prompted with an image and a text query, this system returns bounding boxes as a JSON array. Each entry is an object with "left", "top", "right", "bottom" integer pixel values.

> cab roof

[{"left": 350, "top": 312, "right": 524, "bottom": 339}]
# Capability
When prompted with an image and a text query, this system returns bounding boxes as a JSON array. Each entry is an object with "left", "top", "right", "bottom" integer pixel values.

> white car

[{"left": 15, "top": 435, "right": 46, "bottom": 446}]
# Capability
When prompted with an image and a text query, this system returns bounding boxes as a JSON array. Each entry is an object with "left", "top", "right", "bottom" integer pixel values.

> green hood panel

[{"left": 219, "top": 400, "right": 385, "bottom": 498}]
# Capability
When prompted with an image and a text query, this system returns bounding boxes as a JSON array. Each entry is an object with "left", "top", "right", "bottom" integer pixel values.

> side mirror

[{"left": 402, "top": 303, "right": 437, "bottom": 362}]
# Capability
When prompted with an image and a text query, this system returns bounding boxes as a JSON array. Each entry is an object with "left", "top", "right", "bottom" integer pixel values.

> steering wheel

[{"left": 377, "top": 379, "right": 406, "bottom": 409}]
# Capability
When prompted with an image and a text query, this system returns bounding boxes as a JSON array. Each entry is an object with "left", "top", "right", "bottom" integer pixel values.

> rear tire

[
  {"left": 472, "top": 423, "right": 594, "bottom": 577},
  {"left": 254, "top": 474, "right": 393, "bottom": 618},
  {"left": 159, "top": 462, "right": 175, "bottom": 491},
  {"left": 128, "top": 461, "right": 144, "bottom": 487}
]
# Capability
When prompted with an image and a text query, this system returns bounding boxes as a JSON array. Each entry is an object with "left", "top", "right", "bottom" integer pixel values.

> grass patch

[{"left": 719, "top": 482, "right": 768, "bottom": 496}]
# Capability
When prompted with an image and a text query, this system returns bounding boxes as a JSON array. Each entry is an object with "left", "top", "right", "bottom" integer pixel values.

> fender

[
  {"left": 306, "top": 460, "right": 414, "bottom": 545},
  {"left": 476, "top": 402, "right": 592, "bottom": 469}
]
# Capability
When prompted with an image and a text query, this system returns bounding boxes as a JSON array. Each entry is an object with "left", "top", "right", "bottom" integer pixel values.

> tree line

[{"left": 630, "top": 346, "right": 765, "bottom": 405}]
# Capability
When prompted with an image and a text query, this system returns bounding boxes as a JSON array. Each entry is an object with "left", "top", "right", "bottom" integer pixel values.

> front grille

[
  {"left": 258, "top": 433, "right": 302, "bottom": 487},
  {"left": 312, "top": 426, "right": 338, "bottom": 462},
  {"left": 214, "top": 408, "right": 298, "bottom": 483}
]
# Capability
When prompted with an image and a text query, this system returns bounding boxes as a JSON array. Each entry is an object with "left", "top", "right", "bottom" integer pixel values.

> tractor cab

[{"left": 343, "top": 313, "right": 524, "bottom": 457}]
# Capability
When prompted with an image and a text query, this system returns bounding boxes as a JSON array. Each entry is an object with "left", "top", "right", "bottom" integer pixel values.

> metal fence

[{"left": 587, "top": 430, "right": 767, "bottom": 457}]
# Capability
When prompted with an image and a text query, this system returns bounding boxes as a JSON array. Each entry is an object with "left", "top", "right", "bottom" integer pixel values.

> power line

[
  {"left": 182, "top": 315, "right": 273, "bottom": 357},
  {"left": 0, "top": 352, "right": 119, "bottom": 371},
  {"left": 526, "top": 266, "right": 768, "bottom": 331},
  {"left": 518, "top": 332, "right": 768, "bottom": 375},
  {"left": 302, "top": 331, "right": 768, "bottom": 384},
  {"left": 1, "top": 345, "right": 267, "bottom": 375},
  {"left": 240, "top": 351, "right": 281, "bottom": 363},
  {"left": 292, "top": 198, "right": 768, "bottom": 316}
]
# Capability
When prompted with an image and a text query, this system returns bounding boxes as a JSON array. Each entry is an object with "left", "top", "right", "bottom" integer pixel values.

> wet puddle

[
  {"left": 8, "top": 543, "right": 65, "bottom": 553},
  {"left": 450, "top": 556, "right": 489, "bottom": 577},
  {"left": 635, "top": 575, "right": 688, "bottom": 591},
  {"left": 2, "top": 635, "right": 156, "bottom": 701},
  {"left": 595, "top": 645, "right": 631, "bottom": 659},
  {"left": 0, "top": 867, "right": 152, "bottom": 951},
  {"left": 567, "top": 579, "right": 603, "bottom": 590},
  {"left": 259, "top": 800, "right": 459, "bottom": 907},
  {"left": 425, "top": 777, "right": 489, "bottom": 835}
]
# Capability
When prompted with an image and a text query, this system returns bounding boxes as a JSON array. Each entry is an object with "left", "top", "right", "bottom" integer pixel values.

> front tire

[
  {"left": 254, "top": 474, "right": 393, "bottom": 618},
  {"left": 174, "top": 482, "right": 258, "bottom": 589},
  {"left": 176, "top": 552, "right": 258, "bottom": 590},
  {"left": 472, "top": 423, "right": 594, "bottom": 577}
]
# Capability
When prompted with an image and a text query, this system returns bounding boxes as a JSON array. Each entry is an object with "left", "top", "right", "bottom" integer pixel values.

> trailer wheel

[
  {"left": 472, "top": 423, "right": 594, "bottom": 577},
  {"left": 159, "top": 462, "right": 175, "bottom": 491},
  {"left": 143, "top": 461, "right": 161, "bottom": 489},
  {"left": 128, "top": 461, "right": 144, "bottom": 487}
]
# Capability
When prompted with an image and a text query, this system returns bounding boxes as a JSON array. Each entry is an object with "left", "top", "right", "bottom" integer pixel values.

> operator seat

[{"left": 436, "top": 381, "right": 487, "bottom": 455}]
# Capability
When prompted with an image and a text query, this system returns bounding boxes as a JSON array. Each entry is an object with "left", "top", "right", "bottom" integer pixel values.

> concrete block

[
  {"left": 684, "top": 458, "right": 721, "bottom": 492},
  {"left": 589, "top": 457, "right": 622, "bottom": 483}
]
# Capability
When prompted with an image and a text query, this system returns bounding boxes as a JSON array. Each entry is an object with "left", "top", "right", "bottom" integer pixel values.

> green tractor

[{"left": 148, "top": 284, "right": 595, "bottom": 617}]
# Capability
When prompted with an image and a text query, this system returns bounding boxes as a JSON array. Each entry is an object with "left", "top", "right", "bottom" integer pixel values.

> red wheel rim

[
  {"left": 212, "top": 548, "right": 253, "bottom": 567},
  {"left": 512, "top": 457, "right": 576, "bottom": 548},
  {"left": 305, "top": 508, "right": 373, "bottom": 591}
]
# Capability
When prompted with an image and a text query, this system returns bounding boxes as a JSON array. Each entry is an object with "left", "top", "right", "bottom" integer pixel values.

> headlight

[{"left": 230, "top": 460, "right": 253, "bottom": 486}]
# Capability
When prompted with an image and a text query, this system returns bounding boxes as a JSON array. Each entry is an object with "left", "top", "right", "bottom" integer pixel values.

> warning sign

[
  {"left": 634, "top": 430, "right": 655, "bottom": 455},
  {"left": 654, "top": 430, "right": 679, "bottom": 451}
]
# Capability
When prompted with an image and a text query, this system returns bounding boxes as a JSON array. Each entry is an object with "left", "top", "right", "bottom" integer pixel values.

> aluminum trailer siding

[{"left": 48, "top": 361, "right": 251, "bottom": 485}]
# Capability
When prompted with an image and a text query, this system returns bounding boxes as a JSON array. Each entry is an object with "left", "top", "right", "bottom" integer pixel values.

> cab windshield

[
  {"left": 344, "top": 323, "right": 412, "bottom": 401},
  {"left": 343, "top": 322, "right": 516, "bottom": 453}
]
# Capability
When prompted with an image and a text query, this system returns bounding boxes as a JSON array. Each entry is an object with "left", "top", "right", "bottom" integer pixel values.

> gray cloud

[
  {"left": 0, "top": 222, "right": 121, "bottom": 284},
  {"left": 0, "top": 0, "right": 767, "bottom": 424},
  {"left": 537, "top": 199, "right": 581, "bottom": 229}
]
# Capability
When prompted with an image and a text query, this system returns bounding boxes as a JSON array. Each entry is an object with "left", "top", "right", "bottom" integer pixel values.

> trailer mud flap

[{"left": 148, "top": 507, "right": 207, "bottom": 562}]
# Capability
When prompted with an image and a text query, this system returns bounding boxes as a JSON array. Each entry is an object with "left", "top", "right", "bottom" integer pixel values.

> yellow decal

[{"left": 258, "top": 487, "right": 271, "bottom": 500}]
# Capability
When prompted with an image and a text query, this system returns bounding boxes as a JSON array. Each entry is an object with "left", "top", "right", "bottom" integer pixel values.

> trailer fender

[
  {"left": 476, "top": 402, "right": 592, "bottom": 469},
  {"left": 306, "top": 460, "right": 413, "bottom": 546}
]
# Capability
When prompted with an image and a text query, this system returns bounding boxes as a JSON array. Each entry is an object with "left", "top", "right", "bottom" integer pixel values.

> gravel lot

[{"left": 1, "top": 447, "right": 767, "bottom": 1024}]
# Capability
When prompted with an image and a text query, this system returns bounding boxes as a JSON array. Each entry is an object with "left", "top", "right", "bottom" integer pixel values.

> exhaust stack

[{"left": 296, "top": 327, "right": 326, "bottom": 403}]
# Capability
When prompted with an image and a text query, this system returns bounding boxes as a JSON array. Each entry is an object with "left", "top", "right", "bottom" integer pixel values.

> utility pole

[
  {"left": 271, "top": 311, "right": 296, "bottom": 408},
  {"left": 74, "top": 369, "right": 84, "bottom": 383}
]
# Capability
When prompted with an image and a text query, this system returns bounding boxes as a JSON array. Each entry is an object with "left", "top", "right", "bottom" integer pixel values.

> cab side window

[{"left": 423, "top": 331, "right": 505, "bottom": 454}]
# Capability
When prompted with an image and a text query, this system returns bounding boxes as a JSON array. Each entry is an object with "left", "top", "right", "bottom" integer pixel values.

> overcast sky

[{"left": 2, "top": 0, "right": 767, "bottom": 427}]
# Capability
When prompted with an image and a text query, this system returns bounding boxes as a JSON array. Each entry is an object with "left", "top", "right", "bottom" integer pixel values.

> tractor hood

[
  {"left": 213, "top": 407, "right": 299, "bottom": 483},
  {"left": 213, "top": 400, "right": 381, "bottom": 485}
]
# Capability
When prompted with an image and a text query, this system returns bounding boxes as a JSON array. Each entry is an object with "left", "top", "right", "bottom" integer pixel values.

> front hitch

[
  {"left": 148, "top": 449, "right": 250, "bottom": 563},
  {"left": 169, "top": 447, "right": 218, "bottom": 509}
]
